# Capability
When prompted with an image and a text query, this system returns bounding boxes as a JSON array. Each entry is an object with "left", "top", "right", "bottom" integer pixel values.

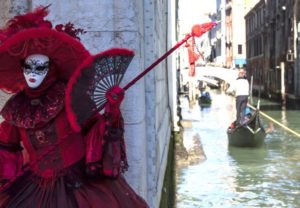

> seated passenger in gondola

[
  {"left": 241, "top": 107, "right": 252, "bottom": 124},
  {"left": 229, "top": 107, "right": 252, "bottom": 129}
]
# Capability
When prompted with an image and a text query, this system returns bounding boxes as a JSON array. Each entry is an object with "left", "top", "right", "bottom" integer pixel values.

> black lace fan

[{"left": 66, "top": 48, "right": 134, "bottom": 131}]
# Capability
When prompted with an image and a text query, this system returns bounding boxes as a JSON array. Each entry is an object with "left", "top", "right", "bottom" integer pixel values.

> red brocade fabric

[
  {"left": 1, "top": 82, "right": 65, "bottom": 128},
  {"left": 0, "top": 82, "right": 148, "bottom": 207}
]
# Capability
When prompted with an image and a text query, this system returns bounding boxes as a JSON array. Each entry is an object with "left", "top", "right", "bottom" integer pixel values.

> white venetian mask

[{"left": 23, "top": 54, "right": 49, "bottom": 89}]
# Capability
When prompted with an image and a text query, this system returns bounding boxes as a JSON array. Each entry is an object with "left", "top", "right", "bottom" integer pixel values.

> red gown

[{"left": 0, "top": 82, "right": 148, "bottom": 208}]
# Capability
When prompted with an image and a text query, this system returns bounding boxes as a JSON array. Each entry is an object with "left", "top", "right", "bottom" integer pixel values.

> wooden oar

[{"left": 247, "top": 103, "right": 300, "bottom": 138}]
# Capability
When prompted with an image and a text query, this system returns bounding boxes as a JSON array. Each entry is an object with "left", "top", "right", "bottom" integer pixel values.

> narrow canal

[{"left": 175, "top": 90, "right": 300, "bottom": 208}]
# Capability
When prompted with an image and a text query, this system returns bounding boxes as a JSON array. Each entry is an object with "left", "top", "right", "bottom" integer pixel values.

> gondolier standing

[{"left": 227, "top": 68, "right": 250, "bottom": 126}]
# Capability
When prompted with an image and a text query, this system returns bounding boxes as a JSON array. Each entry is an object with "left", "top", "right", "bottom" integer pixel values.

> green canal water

[{"left": 176, "top": 90, "right": 300, "bottom": 208}]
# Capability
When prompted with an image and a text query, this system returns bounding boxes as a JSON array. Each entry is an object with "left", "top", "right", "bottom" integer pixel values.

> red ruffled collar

[{"left": 1, "top": 82, "right": 65, "bottom": 128}]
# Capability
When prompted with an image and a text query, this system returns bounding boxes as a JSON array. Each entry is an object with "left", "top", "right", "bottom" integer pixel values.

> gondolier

[{"left": 227, "top": 68, "right": 250, "bottom": 126}]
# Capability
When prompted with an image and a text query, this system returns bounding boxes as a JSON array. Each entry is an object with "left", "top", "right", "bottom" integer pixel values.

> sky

[{"left": 178, "top": 0, "right": 216, "bottom": 33}]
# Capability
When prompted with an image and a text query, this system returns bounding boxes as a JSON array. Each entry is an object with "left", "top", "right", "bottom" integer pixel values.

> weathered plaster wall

[
  {"left": 143, "top": 1, "right": 175, "bottom": 207},
  {"left": 0, "top": 0, "right": 30, "bottom": 25},
  {"left": 0, "top": 0, "right": 31, "bottom": 121}
]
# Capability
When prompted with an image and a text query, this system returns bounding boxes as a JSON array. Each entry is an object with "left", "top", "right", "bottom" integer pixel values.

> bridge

[{"left": 181, "top": 66, "right": 238, "bottom": 87}]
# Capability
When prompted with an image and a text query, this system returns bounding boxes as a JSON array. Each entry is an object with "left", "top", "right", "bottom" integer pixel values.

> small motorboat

[{"left": 227, "top": 109, "right": 266, "bottom": 148}]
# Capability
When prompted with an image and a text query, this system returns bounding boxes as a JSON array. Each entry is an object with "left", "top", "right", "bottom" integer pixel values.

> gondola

[
  {"left": 227, "top": 110, "right": 266, "bottom": 147},
  {"left": 198, "top": 92, "right": 212, "bottom": 105}
]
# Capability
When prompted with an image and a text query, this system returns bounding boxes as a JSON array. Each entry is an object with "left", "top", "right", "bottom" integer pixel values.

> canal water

[{"left": 176, "top": 90, "right": 300, "bottom": 208}]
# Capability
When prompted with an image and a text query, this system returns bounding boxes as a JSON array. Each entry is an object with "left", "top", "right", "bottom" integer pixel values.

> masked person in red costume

[{"left": 0, "top": 7, "right": 148, "bottom": 208}]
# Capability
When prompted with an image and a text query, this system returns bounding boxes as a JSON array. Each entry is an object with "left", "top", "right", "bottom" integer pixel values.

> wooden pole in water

[
  {"left": 248, "top": 104, "right": 300, "bottom": 138},
  {"left": 280, "top": 62, "right": 286, "bottom": 107},
  {"left": 250, "top": 75, "right": 253, "bottom": 103}
]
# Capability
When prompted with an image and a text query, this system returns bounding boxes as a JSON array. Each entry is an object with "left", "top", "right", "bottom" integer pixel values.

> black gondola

[
  {"left": 227, "top": 110, "right": 266, "bottom": 147},
  {"left": 198, "top": 92, "right": 212, "bottom": 105}
]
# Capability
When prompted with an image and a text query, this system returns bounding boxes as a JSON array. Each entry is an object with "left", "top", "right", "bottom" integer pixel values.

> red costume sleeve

[
  {"left": 84, "top": 115, "right": 105, "bottom": 167},
  {"left": 0, "top": 121, "right": 23, "bottom": 181},
  {"left": 84, "top": 86, "right": 128, "bottom": 178}
]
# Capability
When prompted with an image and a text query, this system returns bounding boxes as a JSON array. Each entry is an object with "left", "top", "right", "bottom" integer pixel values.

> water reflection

[{"left": 176, "top": 90, "right": 300, "bottom": 208}]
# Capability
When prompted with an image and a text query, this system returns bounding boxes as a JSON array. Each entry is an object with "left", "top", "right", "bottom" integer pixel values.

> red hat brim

[{"left": 0, "top": 28, "right": 90, "bottom": 93}]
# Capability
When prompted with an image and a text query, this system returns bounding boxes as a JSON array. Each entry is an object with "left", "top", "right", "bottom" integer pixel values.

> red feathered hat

[{"left": 0, "top": 6, "right": 90, "bottom": 93}]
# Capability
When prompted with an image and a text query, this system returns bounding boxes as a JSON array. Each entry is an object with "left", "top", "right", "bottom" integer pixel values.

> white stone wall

[
  {"left": 0, "top": 1, "right": 11, "bottom": 26},
  {"left": 144, "top": 0, "right": 179, "bottom": 207},
  {"left": 0, "top": 1, "right": 176, "bottom": 207},
  {"left": 0, "top": 0, "right": 30, "bottom": 25},
  {"left": 0, "top": 0, "right": 31, "bottom": 121}
]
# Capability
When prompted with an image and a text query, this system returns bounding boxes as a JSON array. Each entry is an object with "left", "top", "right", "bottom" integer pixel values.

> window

[{"left": 238, "top": 44, "right": 242, "bottom": 54}]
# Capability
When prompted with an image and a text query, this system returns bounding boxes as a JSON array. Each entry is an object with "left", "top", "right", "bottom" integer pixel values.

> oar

[{"left": 247, "top": 103, "right": 300, "bottom": 138}]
